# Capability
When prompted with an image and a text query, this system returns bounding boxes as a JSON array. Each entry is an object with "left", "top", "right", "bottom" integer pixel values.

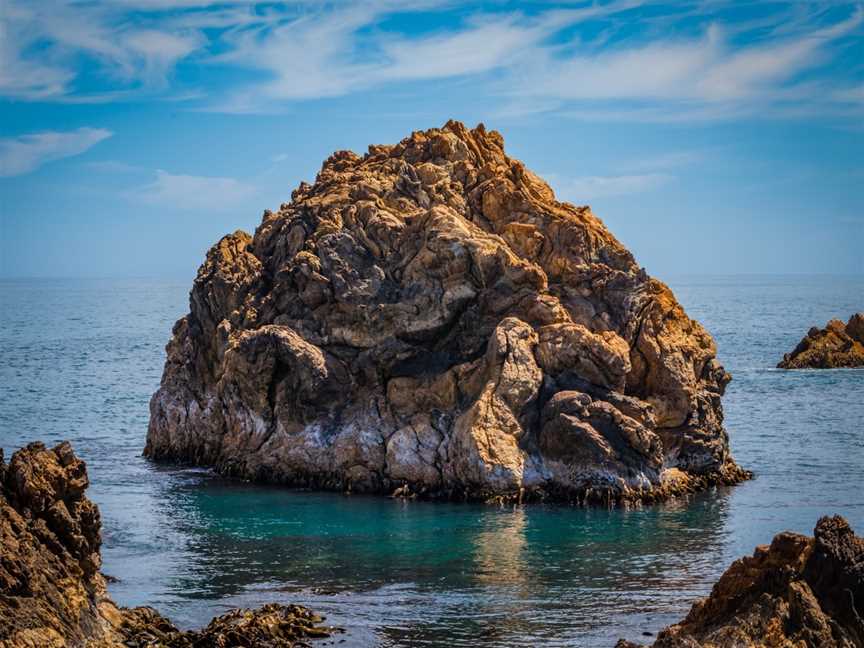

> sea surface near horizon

[{"left": 1, "top": 274, "right": 862, "bottom": 647}]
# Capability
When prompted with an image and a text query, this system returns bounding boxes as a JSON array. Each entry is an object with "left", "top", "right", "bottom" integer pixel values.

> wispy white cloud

[
  {"left": 374, "top": 17, "right": 544, "bottom": 82},
  {"left": 0, "top": 0, "right": 205, "bottom": 99},
  {"left": 135, "top": 169, "right": 256, "bottom": 210},
  {"left": 0, "top": 9, "right": 74, "bottom": 99},
  {"left": 0, "top": 0, "right": 861, "bottom": 123},
  {"left": 212, "top": 1, "right": 639, "bottom": 112},
  {"left": 513, "top": 31, "right": 718, "bottom": 103},
  {"left": 555, "top": 173, "right": 674, "bottom": 201},
  {"left": 0, "top": 128, "right": 113, "bottom": 177},
  {"left": 122, "top": 29, "right": 203, "bottom": 86},
  {"left": 213, "top": 6, "right": 378, "bottom": 108},
  {"left": 505, "top": 7, "right": 863, "bottom": 115},
  {"left": 698, "top": 11, "right": 862, "bottom": 101}
]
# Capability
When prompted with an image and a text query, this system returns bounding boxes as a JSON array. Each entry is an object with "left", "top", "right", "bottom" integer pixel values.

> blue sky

[{"left": 1, "top": 0, "right": 862, "bottom": 279}]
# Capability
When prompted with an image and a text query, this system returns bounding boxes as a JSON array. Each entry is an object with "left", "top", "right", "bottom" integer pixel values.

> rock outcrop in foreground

[
  {"left": 146, "top": 120, "right": 748, "bottom": 503},
  {"left": 778, "top": 313, "right": 864, "bottom": 369},
  {"left": 617, "top": 515, "right": 864, "bottom": 648},
  {"left": 0, "top": 442, "right": 335, "bottom": 648}
]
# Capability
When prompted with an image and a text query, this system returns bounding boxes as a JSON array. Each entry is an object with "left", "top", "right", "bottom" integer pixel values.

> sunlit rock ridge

[{"left": 145, "top": 120, "right": 748, "bottom": 503}]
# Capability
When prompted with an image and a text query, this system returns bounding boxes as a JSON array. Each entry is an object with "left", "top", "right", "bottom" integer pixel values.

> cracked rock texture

[
  {"left": 0, "top": 442, "right": 335, "bottom": 648},
  {"left": 778, "top": 313, "right": 864, "bottom": 369},
  {"left": 145, "top": 120, "right": 748, "bottom": 503},
  {"left": 616, "top": 515, "right": 864, "bottom": 648}
]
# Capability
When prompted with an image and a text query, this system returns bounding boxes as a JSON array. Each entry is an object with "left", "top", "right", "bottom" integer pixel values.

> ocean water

[{"left": 1, "top": 275, "right": 862, "bottom": 647}]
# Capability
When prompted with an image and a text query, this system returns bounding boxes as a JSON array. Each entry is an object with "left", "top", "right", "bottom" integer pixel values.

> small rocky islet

[
  {"left": 2, "top": 442, "right": 863, "bottom": 648},
  {"left": 145, "top": 120, "right": 749, "bottom": 504},
  {"left": 778, "top": 313, "right": 864, "bottom": 369}
]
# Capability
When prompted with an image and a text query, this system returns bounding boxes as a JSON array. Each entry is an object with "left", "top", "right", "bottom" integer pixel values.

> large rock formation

[
  {"left": 617, "top": 515, "right": 864, "bottom": 648},
  {"left": 0, "top": 442, "right": 335, "bottom": 648},
  {"left": 778, "top": 313, "right": 864, "bottom": 369},
  {"left": 146, "top": 120, "right": 748, "bottom": 503}
]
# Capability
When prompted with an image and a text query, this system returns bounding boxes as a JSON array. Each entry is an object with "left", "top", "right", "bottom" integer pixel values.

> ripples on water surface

[{"left": 1, "top": 275, "right": 862, "bottom": 647}]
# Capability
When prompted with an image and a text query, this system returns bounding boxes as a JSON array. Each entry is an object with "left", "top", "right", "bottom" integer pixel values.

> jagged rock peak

[{"left": 146, "top": 120, "right": 749, "bottom": 503}]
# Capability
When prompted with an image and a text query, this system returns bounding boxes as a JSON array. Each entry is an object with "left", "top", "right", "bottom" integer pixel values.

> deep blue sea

[{"left": 1, "top": 275, "right": 862, "bottom": 647}]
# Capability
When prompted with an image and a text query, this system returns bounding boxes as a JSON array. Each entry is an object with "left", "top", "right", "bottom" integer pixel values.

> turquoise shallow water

[{"left": 1, "top": 275, "right": 862, "bottom": 647}]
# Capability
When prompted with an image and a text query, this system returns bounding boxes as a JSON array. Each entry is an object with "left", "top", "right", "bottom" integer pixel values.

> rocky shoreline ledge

[
  {"left": 617, "top": 515, "right": 864, "bottom": 648},
  {"left": 0, "top": 442, "right": 338, "bottom": 648},
  {"left": 145, "top": 120, "right": 749, "bottom": 504},
  {"left": 778, "top": 313, "right": 864, "bottom": 369}
]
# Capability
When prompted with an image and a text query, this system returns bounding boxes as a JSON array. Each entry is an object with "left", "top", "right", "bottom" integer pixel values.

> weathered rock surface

[
  {"left": 119, "top": 603, "right": 333, "bottom": 648},
  {"left": 778, "top": 313, "right": 864, "bottom": 369},
  {"left": 0, "top": 442, "right": 335, "bottom": 648},
  {"left": 616, "top": 515, "right": 864, "bottom": 648},
  {"left": 146, "top": 120, "right": 749, "bottom": 503}
]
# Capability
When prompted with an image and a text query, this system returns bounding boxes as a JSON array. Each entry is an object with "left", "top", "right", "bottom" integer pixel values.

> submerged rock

[
  {"left": 778, "top": 313, "right": 864, "bottom": 369},
  {"left": 616, "top": 515, "right": 864, "bottom": 648},
  {"left": 145, "top": 120, "right": 749, "bottom": 503},
  {"left": 0, "top": 442, "right": 336, "bottom": 648}
]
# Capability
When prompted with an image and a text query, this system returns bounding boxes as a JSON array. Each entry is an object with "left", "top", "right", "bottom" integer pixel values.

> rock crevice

[{"left": 145, "top": 120, "right": 748, "bottom": 502}]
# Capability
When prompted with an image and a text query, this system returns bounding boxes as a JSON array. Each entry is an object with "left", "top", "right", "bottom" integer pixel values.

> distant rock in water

[
  {"left": 778, "top": 313, "right": 864, "bottom": 369},
  {"left": 0, "top": 442, "right": 336, "bottom": 648},
  {"left": 145, "top": 120, "right": 748, "bottom": 503},
  {"left": 616, "top": 515, "right": 864, "bottom": 648}
]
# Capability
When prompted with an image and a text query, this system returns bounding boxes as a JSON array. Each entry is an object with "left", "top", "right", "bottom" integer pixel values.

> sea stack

[
  {"left": 145, "top": 120, "right": 748, "bottom": 503},
  {"left": 617, "top": 515, "right": 864, "bottom": 647},
  {"left": 778, "top": 313, "right": 864, "bottom": 369}
]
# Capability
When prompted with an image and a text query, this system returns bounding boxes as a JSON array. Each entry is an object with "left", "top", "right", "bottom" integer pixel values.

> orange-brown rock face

[
  {"left": 778, "top": 313, "right": 864, "bottom": 369},
  {"left": 0, "top": 442, "right": 335, "bottom": 648},
  {"left": 616, "top": 515, "right": 864, "bottom": 648},
  {"left": 0, "top": 442, "right": 113, "bottom": 648},
  {"left": 145, "top": 120, "right": 748, "bottom": 502}
]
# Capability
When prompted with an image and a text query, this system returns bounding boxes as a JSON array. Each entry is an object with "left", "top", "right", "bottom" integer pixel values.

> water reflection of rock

[
  {"left": 125, "top": 471, "right": 736, "bottom": 646},
  {"left": 406, "top": 495, "right": 737, "bottom": 647},
  {"left": 385, "top": 495, "right": 737, "bottom": 646},
  {"left": 472, "top": 507, "right": 530, "bottom": 587},
  {"left": 461, "top": 507, "right": 536, "bottom": 643}
]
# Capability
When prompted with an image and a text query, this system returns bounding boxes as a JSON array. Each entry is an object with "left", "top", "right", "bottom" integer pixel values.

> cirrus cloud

[
  {"left": 0, "top": 0, "right": 862, "bottom": 124},
  {"left": 136, "top": 169, "right": 257, "bottom": 211},
  {"left": 556, "top": 173, "right": 674, "bottom": 201},
  {"left": 0, "top": 127, "right": 113, "bottom": 177}
]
